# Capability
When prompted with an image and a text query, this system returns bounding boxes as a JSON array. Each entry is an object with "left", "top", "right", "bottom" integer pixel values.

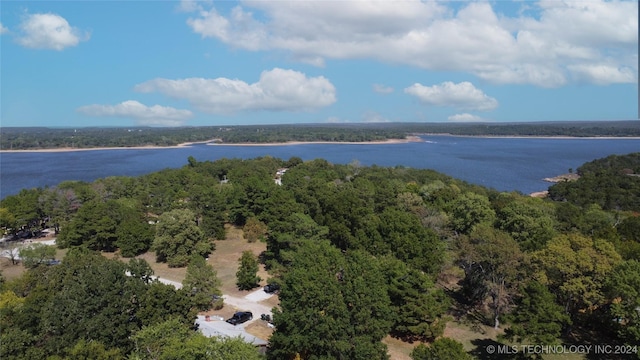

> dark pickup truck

[{"left": 225, "top": 311, "right": 253, "bottom": 325}]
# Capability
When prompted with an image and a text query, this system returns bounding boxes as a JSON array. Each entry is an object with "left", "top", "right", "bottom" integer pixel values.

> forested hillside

[
  {"left": 1, "top": 154, "right": 639, "bottom": 359},
  {"left": 2, "top": 120, "right": 639, "bottom": 150},
  {"left": 549, "top": 152, "right": 640, "bottom": 211}
]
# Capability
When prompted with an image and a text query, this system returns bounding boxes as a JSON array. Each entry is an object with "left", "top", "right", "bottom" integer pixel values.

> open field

[{"left": 206, "top": 225, "right": 270, "bottom": 297}]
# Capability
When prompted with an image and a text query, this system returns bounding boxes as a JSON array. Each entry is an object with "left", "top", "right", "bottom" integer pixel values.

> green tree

[
  {"left": 135, "top": 282, "right": 196, "bottom": 327},
  {"left": 189, "top": 185, "right": 227, "bottom": 240},
  {"left": 66, "top": 339, "right": 123, "bottom": 360},
  {"left": 243, "top": 217, "right": 268, "bottom": 243},
  {"left": 615, "top": 215, "right": 640, "bottom": 260},
  {"left": 56, "top": 199, "right": 120, "bottom": 251},
  {"left": 152, "top": 209, "right": 214, "bottom": 267},
  {"left": 183, "top": 256, "right": 223, "bottom": 310},
  {"left": 132, "top": 318, "right": 262, "bottom": 360},
  {"left": 0, "top": 188, "right": 45, "bottom": 234},
  {"left": 0, "top": 207, "right": 17, "bottom": 231},
  {"left": 496, "top": 196, "right": 556, "bottom": 251},
  {"left": 236, "top": 251, "right": 261, "bottom": 291},
  {"left": 268, "top": 241, "right": 393, "bottom": 360},
  {"left": 605, "top": 260, "right": 640, "bottom": 346},
  {"left": 126, "top": 258, "right": 155, "bottom": 284},
  {"left": 116, "top": 216, "right": 154, "bottom": 257},
  {"left": 532, "top": 233, "right": 622, "bottom": 319},
  {"left": 450, "top": 192, "right": 495, "bottom": 235},
  {"left": 411, "top": 338, "right": 471, "bottom": 360},
  {"left": 266, "top": 212, "right": 329, "bottom": 266},
  {"left": 19, "top": 243, "right": 56, "bottom": 268},
  {"left": 504, "top": 281, "right": 571, "bottom": 344},
  {"left": 132, "top": 318, "right": 194, "bottom": 360},
  {"left": 457, "top": 225, "right": 527, "bottom": 329},
  {"left": 38, "top": 249, "right": 147, "bottom": 354},
  {"left": 376, "top": 208, "right": 443, "bottom": 275},
  {"left": 381, "top": 257, "right": 450, "bottom": 341}
]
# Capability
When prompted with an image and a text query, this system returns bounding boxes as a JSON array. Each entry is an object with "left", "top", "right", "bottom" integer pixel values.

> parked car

[
  {"left": 226, "top": 311, "right": 253, "bottom": 325},
  {"left": 264, "top": 283, "right": 280, "bottom": 294}
]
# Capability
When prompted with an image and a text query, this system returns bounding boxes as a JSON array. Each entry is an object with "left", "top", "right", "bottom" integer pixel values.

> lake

[{"left": 1, "top": 135, "right": 639, "bottom": 199}]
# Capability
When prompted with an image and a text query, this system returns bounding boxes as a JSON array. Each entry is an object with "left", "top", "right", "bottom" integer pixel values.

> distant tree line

[
  {"left": 1, "top": 152, "right": 639, "bottom": 359},
  {"left": 2, "top": 121, "right": 639, "bottom": 150}
]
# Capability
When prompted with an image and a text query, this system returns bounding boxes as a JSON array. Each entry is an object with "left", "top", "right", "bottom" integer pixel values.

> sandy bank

[
  {"left": 0, "top": 141, "right": 198, "bottom": 153},
  {"left": 207, "top": 136, "right": 422, "bottom": 147},
  {"left": 543, "top": 173, "right": 580, "bottom": 183}
]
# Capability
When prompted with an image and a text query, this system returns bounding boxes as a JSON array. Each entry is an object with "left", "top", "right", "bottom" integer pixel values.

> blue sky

[{"left": 1, "top": 0, "right": 638, "bottom": 127}]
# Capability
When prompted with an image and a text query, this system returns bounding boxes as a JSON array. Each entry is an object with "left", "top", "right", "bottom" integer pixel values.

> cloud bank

[
  {"left": 185, "top": 0, "right": 637, "bottom": 87},
  {"left": 135, "top": 68, "right": 336, "bottom": 114},
  {"left": 77, "top": 100, "right": 193, "bottom": 126}
]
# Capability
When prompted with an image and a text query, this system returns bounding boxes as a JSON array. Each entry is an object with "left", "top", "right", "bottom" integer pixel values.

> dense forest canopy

[
  {"left": 1, "top": 152, "right": 639, "bottom": 359},
  {"left": 2, "top": 121, "right": 639, "bottom": 150}
]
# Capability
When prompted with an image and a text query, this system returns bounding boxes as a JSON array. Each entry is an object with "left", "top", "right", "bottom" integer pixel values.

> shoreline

[
  {"left": 419, "top": 133, "right": 640, "bottom": 140},
  {"left": 2, "top": 134, "right": 639, "bottom": 153},
  {"left": 0, "top": 136, "right": 421, "bottom": 153}
]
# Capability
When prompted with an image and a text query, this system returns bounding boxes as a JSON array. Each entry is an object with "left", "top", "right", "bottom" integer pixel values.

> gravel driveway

[{"left": 222, "top": 291, "right": 275, "bottom": 322}]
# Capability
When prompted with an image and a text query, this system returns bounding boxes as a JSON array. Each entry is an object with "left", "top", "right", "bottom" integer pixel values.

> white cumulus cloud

[
  {"left": 448, "top": 113, "right": 486, "bottom": 122},
  {"left": 77, "top": 100, "right": 193, "bottom": 126},
  {"left": 404, "top": 82, "right": 498, "bottom": 111},
  {"left": 134, "top": 68, "right": 336, "bottom": 114},
  {"left": 0, "top": 22, "right": 8, "bottom": 35},
  {"left": 17, "top": 13, "right": 89, "bottom": 50},
  {"left": 184, "top": 0, "right": 637, "bottom": 87},
  {"left": 567, "top": 63, "right": 637, "bottom": 85}
]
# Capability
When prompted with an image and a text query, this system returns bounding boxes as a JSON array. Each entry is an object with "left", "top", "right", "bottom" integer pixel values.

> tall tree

[
  {"left": 380, "top": 257, "right": 450, "bottom": 341},
  {"left": 152, "top": 209, "right": 214, "bottom": 267},
  {"left": 265, "top": 212, "right": 329, "bottom": 266},
  {"left": 56, "top": 199, "right": 120, "bottom": 251},
  {"left": 183, "top": 256, "right": 223, "bottom": 310},
  {"left": 268, "top": 241, "right": 393, "bottom": 360},
  {"left": 504, "top": 281, "right": 571, "bottom": 344},
  {"left": 236, "top": 251, "right": 261, "bottom": 291},
  {"left": 457, "top": 225, "right": 527, "bottom": 329}
]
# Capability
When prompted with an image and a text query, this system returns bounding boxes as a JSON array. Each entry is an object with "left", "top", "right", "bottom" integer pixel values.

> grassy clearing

[
  {"left": 207, "top": 225, "right": 269, "bottom": 296},
  {"left": 383, "top": 335, "right": 417, "bottom": 360}
]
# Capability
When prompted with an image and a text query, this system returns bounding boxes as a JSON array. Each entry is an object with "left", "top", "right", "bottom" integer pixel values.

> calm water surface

[{"left": 1, "top": 136, "right": 639, "bottom": 198}]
